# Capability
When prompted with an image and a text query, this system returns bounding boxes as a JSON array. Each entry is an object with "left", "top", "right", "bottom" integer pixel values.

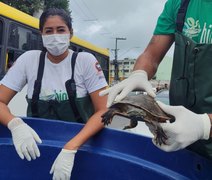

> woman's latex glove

[
  {"left": 50, "top": 149, "right": 77, "bottom": 180},
  {"left": 152, "top": 101, "right": 211, "bottom": 152},
  {"left": 7, "top": 117, "right": 42, "bottom": 161},
  {"left": 99, "top": 70, "right": 156, "bottom": 107}
]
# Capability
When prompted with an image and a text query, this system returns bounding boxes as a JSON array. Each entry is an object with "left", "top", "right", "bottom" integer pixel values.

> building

[
  {"left": 109, "top": 58, "right": 136, "bottom": 84},
  {"left": 152, "top": 56, "right": 173, "bottom": 90},
  {"left": 109, "top": 56, "right": 173, "bottom": 89},
  {"left": 155, "top": 56, "right": 173, "bottom": 81}
]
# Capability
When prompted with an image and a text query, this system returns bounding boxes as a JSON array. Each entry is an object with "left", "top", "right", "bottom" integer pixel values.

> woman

[{"left": 0, "top": 8, "right": 108, "bottom": 179}]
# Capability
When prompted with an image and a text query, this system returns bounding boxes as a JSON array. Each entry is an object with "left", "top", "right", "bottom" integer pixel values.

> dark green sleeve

[{"left": 153, "top": 0, "right": 181, "bottom": 35}]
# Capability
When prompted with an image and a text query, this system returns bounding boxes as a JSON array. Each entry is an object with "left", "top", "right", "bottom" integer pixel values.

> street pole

[{"left": 113, "top": 37, "right": 126, "bottom": 82}]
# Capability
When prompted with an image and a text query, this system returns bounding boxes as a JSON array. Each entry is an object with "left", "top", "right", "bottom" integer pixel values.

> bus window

[
  {"left": 70, "top": 45, "right": 77, "bottom": 51},
  {"left": 6, "top": 49, "right": 23, "bottom": 69},
  {"left": 8, "top": 23, "right": 42, "bottom": 51},
  {"left": 78, "top": 48, "right": 83, "bottom": 52},
  {"left": 0, "top": 20, "right": 2, "bottom": 45},
  {"left": 8, "top": 23, "right": 19, "bottom": 48},
  {"left": 6, "top": 22, "right": 43, "bottom": 71},
  {"left": 25, "top": 32, "right": 43, "bottom": 50}
]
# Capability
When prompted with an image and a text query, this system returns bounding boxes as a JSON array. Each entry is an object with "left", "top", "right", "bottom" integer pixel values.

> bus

[{"left": 0, "top": 2, "right": 110, "bottom": 82}]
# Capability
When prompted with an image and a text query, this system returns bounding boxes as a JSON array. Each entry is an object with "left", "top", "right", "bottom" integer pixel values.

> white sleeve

[
  {"left": 78, "top": 52, "right": 108, "bottom": 93},
  {"left": 0, "top": 51, "right": 39, "bottom": 92}
]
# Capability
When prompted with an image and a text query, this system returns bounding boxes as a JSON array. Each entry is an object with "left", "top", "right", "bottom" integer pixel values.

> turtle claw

[
  {"left": 155, "top": 127, "right": 168, "bottom": 146},
  {"left": 101, "top": 110, "right": 114, "bottom": 125},
  {"left": 149, "top": 122, "right": 168, "bottom": 146},
  {"left": 155, "top": 136, "right": 167, "bottom": 146}
]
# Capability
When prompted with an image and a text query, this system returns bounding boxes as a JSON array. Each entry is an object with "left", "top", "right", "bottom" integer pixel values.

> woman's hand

[{"left": 50, "top": 149, "right": 77, "bottom": 180}]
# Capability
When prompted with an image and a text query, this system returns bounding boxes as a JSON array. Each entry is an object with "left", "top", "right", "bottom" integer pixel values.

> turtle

[{"left": 101, "top": 94, "right": 175, "bottom": 145}]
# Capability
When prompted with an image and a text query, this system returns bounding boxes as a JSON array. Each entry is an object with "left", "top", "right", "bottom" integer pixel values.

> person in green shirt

[{"left": 100, "top": 0, "right": 212, "bottom": 159}]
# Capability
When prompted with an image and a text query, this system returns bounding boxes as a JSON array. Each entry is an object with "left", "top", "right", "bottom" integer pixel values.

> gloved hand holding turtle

[
  {"left": 151, "top": 101, "right": 211, "bottom": 152},
  {"left": 99, "top": 70, "right": 156, "bottom": 107}
]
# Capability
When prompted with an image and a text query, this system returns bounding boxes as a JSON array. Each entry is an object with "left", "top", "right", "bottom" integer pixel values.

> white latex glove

[
  {"left": 7, "top": 117, "right": 42, "bottom": 161},
  {"left": 50, "top": 149, "right": 77, "bottom": 180},
  {"left": 99, "top": 70, "right": 156, "bottom": 107},
  {"left": 152, "top": 101, "right": 211, "bottom": 152}
]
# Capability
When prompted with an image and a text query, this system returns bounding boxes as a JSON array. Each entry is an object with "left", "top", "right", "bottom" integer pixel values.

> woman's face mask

[{"left": 42, "top": 34, "right": 70, "bottom": 56}]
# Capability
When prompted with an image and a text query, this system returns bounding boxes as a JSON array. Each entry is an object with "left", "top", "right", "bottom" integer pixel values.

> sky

[{"left": 69, "top": 0, "right": 173, "bottom": 60}]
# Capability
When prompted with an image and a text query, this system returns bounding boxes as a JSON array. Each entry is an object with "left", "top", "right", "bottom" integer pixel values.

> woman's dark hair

[{"left": 39, "top": 8, "right": 72, "bottom": 32}]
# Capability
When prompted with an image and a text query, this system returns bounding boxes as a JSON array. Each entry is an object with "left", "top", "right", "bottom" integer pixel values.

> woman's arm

[
  {"left": 49, "top": 87, "right": 108, "bottom": 178},
  {"left": 0, "top": 84, "right": 17, "bottom": 125},
  {"left": 0, "top": 84, "right": 42, "bottom": 161},
  {"left": 64, "top": 87, "right": 107, "bottom": 150}
]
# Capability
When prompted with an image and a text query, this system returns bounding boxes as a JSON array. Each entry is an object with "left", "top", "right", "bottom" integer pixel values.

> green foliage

[
  {"left": 1, "top": 0, "right": 70, "bottom": 16},
  {"left": 1, "top": 0, "right": 43, "bottom": 15},
  {"left": 45, "top": 0, "right": 70, "bottom": 14}
]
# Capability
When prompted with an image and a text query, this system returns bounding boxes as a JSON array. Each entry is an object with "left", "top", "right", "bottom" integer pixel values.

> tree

[
  {"left": 2, "top": 0, "right": 70, "bottom": 16},
  {"left": 1, "top": 0, "right": 43, "bottom": 15},
  {"left": 45, "top": 0, "right": 70, "bottom": 14}
]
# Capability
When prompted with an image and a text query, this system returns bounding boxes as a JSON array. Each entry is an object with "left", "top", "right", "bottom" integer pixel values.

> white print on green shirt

[
  {"left": 184, "top": 17, "right": 200, "bottom": 38},
  {"left": 184, "top": 17, "right": 212, "bottom": 43},
  {"left": 200, "top": 23, "right": 212, "bottom": 43}
]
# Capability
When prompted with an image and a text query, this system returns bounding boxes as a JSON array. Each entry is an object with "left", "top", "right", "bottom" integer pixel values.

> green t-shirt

[{"left": 154, "top": 0, "right": 212, "bottom": 43}]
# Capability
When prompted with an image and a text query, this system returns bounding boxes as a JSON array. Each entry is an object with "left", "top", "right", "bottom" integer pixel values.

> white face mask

[{"left": 42, "top": 34, "right": 70, "bottom": 56}]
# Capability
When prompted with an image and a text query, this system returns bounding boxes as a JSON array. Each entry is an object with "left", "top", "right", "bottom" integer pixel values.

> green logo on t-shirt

[{"left": 54, "top": 90, "right": 68, "bottom": 101}]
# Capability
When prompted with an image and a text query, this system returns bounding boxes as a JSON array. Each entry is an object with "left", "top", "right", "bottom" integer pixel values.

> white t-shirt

[{"left": 1, "top": 49, "right": 108, "bottom": 101}]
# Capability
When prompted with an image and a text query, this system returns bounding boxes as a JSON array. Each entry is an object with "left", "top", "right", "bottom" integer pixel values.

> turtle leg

[
  {"left": 101, "top": 108, "right": 118, "bottom": 125},
  {"left": 146, "top": 121, "right": 167, "bottom": 145},
  {"left": 102, "top": 103, "right": 130, "bottom": 126},
  {"left": 123, "top": 111, "right": 144, "bottom": 130},
  {"left": 154, "top": 122, "right": 168, "bottom": 145},
  {"left": 123, "top": 119, "right": 138, "bottom": 130}
]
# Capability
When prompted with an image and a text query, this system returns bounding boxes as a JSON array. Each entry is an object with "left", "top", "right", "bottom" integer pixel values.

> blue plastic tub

[{"left": 0, "top": 117, "right": 212, "bottom": 180}]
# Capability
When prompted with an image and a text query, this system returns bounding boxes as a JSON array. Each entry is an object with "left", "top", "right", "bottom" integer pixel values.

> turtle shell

[{"left": 113, "top": 94, "right": 172, "bottom": 122}]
